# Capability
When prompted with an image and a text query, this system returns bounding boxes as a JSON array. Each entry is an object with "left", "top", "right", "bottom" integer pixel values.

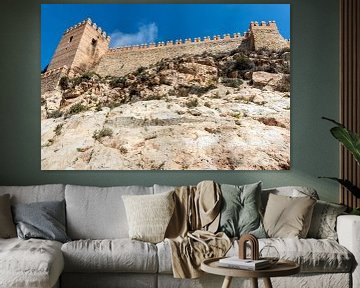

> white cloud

[{"left": 109, "top": 23, "right": 158, "bottom": 47}]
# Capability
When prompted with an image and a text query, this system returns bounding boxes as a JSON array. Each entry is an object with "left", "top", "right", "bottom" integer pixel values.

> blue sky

[{"left": 41, "top": 4, "right": 290, "bottom": 70}]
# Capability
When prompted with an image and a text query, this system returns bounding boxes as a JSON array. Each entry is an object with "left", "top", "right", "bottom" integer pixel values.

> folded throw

[{"left": 165, "top": 180, "right": 231, "bottom": 278}]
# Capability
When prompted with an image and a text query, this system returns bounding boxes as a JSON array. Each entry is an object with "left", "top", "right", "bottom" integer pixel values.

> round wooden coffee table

[{"left": 201, "top": 257, "right": 300, "bottom": 288}]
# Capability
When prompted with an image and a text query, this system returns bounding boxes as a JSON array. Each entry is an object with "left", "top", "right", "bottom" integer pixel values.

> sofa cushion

[
  {"left": 122, "top": 191, "right": 175, "bottom": 243},
  {"left": 157, "top": 238, "right": 353, "bottom": 274},
  {"left": 263, "top": 194, "right": 316, "bottom": 238},
  {"left": 0, "top": 194, "right": 16, "bottom": 238},
  {"left": 65, "top": 185, "right": 153, "bottom": 239},
  {"left": 218, "top": 182, "right": 266, "bottom": 238},
  {"left": 0, "top": 184, "right": 65, "bottom": 204},
  {"left": 0, "top": 238, "right": 64, "bottom": 288},
  {"left": 12, "top": 200, "right": 70, "bottom": 243},
  {"left": 261, "top": 186, "right": 319, "bottom": 213},
  {"left": 307, "top": 200, "right": 347, "bottom": 240},
  {"left": 61, "top": 239, "right": 158, "bottom": 273}
]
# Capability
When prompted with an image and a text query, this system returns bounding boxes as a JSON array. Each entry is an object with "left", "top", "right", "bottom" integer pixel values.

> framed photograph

[{"left": 41, "top": 4, "right": 290, "bottom": 170}]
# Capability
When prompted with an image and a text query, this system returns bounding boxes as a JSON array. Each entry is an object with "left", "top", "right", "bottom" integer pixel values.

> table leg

[
  {"left": 251, "top": 278, "right": 258, "bottom": 288},
  {"left": 221, "top": 276, "right": 233, "bottom": 288},
  {"left": 263, "top": 277, "right": 273, "bottom": 288}
]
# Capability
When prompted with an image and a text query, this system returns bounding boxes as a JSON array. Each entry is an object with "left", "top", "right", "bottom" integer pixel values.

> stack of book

[{"left": 218, "top": 257, "right": 271, "bottom": 270}]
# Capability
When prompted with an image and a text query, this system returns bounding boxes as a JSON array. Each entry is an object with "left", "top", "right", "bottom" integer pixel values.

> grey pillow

[
  {"left": 12, "top": 200, "right": 70, "bottom": 243},
  {"left": 0, "top": 194, "right": 16, "bottom": 238},
  {"left": 307, "top": 200, "right": 347, "bottom": 240},
  {"left": 218, "top": 182, "right": 266, "bottom": 238}
]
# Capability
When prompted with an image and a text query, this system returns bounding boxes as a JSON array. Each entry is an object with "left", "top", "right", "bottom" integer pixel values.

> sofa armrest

[{"left": 337, "top": 215, "right": 360, "bottom": 288}]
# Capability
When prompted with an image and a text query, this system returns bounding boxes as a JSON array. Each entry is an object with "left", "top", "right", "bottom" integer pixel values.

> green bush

[
  {"left": 186, "top": 98, "right": 199, "bottom": 108},
  {"left": 59, "top": 76, "right": 69, "bottom": 90},
  {"left": 221, "top": 78, "right": 243, "bottom": 88},
  {"left": 233, "top": 54, "right": 255, "bottom": 71},
  {"left": 109, "top": 77, "right": 126, "bottom": 88},
  {"left": 93, "top": 128, "right": 113, "bottom": 140},
  {"left": 67, "top": 103, "right": 87, "bottom": 116},
  {"left": 136, "top": 66, "right": 146, "bottom": 74},
  {"left": 71, "top": 72, "right": 100, "bottom": 87},
  {"left": 54, "top": 123, "right": 63, "bottom": 136},
  {"left": 189, "top": 84, "right": 217, "bottom": 95},
  {"left": 48, "top": 110, "right": 63, "bottom": 119}
]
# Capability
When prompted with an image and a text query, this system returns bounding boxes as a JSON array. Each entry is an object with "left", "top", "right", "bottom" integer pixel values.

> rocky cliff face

[{"left": 41, "top": 47, "right": 290, "bottom": 170}]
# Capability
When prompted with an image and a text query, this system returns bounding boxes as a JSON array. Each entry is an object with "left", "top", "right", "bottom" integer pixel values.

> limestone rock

[
  {"left": 251, "top": 71, "right": 284, "bottom": 91},
  {"left": 41, "top": 46, "right": 290, "bottom": 170}
]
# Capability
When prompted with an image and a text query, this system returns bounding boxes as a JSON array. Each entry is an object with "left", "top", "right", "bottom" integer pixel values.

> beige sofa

[{"left": 0, "top": 184, "right": 358, "bottom": 288}]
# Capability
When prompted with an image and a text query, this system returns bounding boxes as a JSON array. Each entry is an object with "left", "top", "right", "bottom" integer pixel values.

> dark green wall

[{"left": 0, "top": 0, "right": 340, "bottom": 203}]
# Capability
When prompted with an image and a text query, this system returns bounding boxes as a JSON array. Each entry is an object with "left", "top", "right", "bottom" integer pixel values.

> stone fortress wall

[
  {"left": 95, "top": 35, "right": 245, "bottom": 77},
  {"left": 41, "top": 19, "right": 289, "bottom": 93}
]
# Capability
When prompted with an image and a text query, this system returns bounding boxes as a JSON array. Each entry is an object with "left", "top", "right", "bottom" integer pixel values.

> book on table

[{"left": 218, "top": 257, "right": 271, "bottom": 270}]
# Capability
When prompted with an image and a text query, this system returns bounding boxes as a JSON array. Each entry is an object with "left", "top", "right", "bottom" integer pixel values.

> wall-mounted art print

[{"left": 41, "top": 4, "right": 290, "bottom": 170}]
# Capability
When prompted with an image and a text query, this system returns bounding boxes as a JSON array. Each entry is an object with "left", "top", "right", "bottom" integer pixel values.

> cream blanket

[{"left": 165, "top": 181, "right": 231, "bottom": 278}]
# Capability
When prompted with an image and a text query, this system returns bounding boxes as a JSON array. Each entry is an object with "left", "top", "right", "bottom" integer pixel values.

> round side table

[{"left": 201, "top": 257, "right": 300, "bottom": 288}]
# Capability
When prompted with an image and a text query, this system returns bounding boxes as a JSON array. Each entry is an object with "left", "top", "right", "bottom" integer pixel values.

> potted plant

[{"left": 320, "top": 117, "right": 360, "bottom": 215}]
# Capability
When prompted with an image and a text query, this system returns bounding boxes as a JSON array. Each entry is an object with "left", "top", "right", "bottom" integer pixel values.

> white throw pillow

[{"left": 122, "top": 191, "right": 175, "bottom": 243}]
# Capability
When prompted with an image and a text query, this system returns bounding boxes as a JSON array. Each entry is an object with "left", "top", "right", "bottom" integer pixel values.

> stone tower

[
  {"left": 248, "top": 21, "right": 289, "bottom": 51},
  {"left": 47, "top": 18, "right": 110, "bottom": 72}
]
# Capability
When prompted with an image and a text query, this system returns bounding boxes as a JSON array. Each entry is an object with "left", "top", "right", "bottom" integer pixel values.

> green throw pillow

[{"left": 218, "top": 182, "right": 266, "bottom": 238}]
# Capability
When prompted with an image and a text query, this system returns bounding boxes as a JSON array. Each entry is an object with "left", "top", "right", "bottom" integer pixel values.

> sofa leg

[
  {"left": 263, "top": 277, "right": 273, "bottom": 288},
  {"left": 221, "top": 276, "right": 232, "bottom": 288},
  {"left": 251, "top": 278, "right": 258, "bottom": 288}
]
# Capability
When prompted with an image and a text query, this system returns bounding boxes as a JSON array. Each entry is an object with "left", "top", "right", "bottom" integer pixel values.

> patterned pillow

[
  {"left": 307, "top": 200, "right": 347, "bottom": 240},
  {"left": 122, "top": 191, "right": 175, "bottom": 243},
  {"left": 218, "top": 182, "right": 266, "bottom": 238}
]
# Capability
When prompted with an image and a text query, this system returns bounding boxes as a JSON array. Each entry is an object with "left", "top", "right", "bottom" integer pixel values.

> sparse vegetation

[
  {"left": 186, "top": 98, "right": 199, "bottom": 108},
  {"left": 136, "top": 66, "right": 146, "bottom": 74},
  {"left": 221, "top": 78, "right": 243, "bottom": 88},
  {"left": 54, "top": 123, "right": 63, "bottom": 136},
  {"left": 59, "top": 76, "right": 69, "bottom": 90},
  {"left": 48, "top": 110, "right": 63, "bottom": 119},
  {"left": 93, "top": 128, "right": 113, "bottom": 140},
  {"left": 67, "top": 103, "right": 87, "bottom": 116},
  {"left": 275, "top": 75, "right": 290, "bottom": 92},
  {"left": 146, "top": 93, "right": 162, "bottom": 101},
  {"left": 189, "top": 84, "right": 217, "bottom": 95},
  {"left": 109, "top": 76, "right": 126, "bottom": 88},
  {"left": 71, "top": 72, "right": 100, "bottom": 87},
  {"left": 119, "top": 146, "right": 128, "bottom": 154},
  {"left": 233, "top": 54, "right": 255, "bottom": 71},
  {"left": 95, "top": 103, "right": 103, "bottom": 111}
]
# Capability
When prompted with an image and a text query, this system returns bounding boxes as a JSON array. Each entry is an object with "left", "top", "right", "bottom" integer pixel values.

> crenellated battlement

[
  {"left": 43, "top": 19, "right": 289, "bottom": 85},
  {"left": 249, "top": 20, "right": 278, "bottom": 30},
  {"left": 108, "top": 32, "right": 244, "bottom": 54},
  {"left": 63, "top": 18, "right": 110, "bottom": 42}
]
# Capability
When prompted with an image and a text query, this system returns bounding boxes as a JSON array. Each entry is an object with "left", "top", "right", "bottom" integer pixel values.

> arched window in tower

[
  {"left": 69, "top": 36, "right": 73, "bottom": 43},
  {"left": 91, "top": 38, "right": 97, "bottom": 46}
]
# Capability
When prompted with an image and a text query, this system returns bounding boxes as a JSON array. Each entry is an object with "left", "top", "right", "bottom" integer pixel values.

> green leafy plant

[{"left": 320, "top": 117, "right": 360, "bottom": 201}]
